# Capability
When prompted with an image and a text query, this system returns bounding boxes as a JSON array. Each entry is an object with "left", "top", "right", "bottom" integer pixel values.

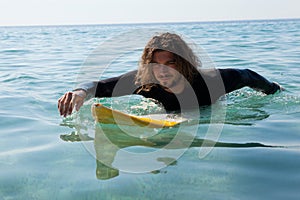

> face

[{"left": 151, "top": 51, "right": 185, "bottom": 92}]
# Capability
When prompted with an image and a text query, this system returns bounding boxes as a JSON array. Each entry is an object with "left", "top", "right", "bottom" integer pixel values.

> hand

[
  {"left": 274, "top": 82, "right": 285, "bottom": 92},
  {"left": 58, "top": 90, "right": 87, "bottom": 117}
]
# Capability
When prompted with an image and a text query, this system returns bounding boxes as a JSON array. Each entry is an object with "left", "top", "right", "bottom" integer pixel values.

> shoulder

[
  {"left": 193, "top": 68, "right": 223, "bottom": 84},
  {"left": 120, "top": 70, "right": 138, "bottom": 79},
  {"left": 198, "top": 68, "right": 220, "bottom": 77}
]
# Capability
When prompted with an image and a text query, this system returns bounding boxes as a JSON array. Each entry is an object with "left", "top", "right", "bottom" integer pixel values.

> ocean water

[{"left": 1, "top": 19, "right": 300, "bottom": 199}]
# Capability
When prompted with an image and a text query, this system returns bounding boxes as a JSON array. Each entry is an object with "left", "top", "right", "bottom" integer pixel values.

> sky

[{"left": 1, "top": 0, "right": 300, "bottom": 26}]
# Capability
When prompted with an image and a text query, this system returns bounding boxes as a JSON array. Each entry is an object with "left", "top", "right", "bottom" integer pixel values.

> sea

[{"left": 1, "top": 19, "right": 300, "bottom": 200}]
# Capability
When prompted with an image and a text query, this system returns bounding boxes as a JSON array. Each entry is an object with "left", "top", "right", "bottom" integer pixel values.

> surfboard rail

[{"left": 91, "top": 103, "right": 183, "bottom": 128}]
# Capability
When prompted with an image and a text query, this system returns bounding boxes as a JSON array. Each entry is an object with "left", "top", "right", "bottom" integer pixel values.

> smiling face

[{"left": 151, "top": 51, "right": 185, "bottom": 93}]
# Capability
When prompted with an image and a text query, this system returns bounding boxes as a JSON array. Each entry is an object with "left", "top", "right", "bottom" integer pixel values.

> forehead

[{"left": 152, "top": 51, "right": 175, "bottom": 62}]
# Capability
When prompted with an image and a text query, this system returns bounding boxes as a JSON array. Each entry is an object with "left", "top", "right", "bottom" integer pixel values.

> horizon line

[{"left": 1, "top": 17, "right": 300, "bottom": 28}]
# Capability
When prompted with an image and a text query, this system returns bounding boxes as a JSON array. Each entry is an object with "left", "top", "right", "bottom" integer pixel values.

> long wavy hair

[{"left": 135, "top": 32, "right": 201, "bottom": 87}]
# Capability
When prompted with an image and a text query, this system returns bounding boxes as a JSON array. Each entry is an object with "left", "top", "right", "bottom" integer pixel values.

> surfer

[{"left": 58, "top": 32, "right": 283, "bottom": 117}]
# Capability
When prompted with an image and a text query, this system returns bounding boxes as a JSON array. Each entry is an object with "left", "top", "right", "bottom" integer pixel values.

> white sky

[{"left": 1, "top": 0, "right": 300, "bottom": 26}]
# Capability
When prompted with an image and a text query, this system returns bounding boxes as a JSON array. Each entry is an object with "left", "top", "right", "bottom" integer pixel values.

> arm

[
  {"left": 219, "top": 68, "right": 283, "bottom": 95},
  {"left": 58, "top": 70, "right": 138, "bottom": 117},
  {"left": 75, "top": 70, "right": 138, "bottom": 98}
]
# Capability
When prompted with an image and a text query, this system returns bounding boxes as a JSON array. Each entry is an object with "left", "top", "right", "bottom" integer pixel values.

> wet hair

[{"left": 135, "top": 32, "right": 201, "bottom": 86}]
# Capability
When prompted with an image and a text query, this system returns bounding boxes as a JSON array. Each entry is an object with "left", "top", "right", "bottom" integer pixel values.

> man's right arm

[
  {"left": 58, "top": 70, "right": 138, "bottom": 117},
  {"left": 75, "top": 70, "right": 138, "bottom": 98}
]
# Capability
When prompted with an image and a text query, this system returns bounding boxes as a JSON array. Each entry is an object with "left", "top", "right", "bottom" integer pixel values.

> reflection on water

[
  {"left": 60, "top": 121, "right": 280, "bottom": 180},
  {"left": 59, "top": 91, "right": 299, "bottom": 180}
]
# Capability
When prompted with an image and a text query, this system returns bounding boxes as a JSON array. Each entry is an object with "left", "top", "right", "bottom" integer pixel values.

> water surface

[{"left": 1, "top": 19, "right": 300, "bottom": 199}]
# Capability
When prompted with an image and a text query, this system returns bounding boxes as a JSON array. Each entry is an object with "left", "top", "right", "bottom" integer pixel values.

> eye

[
  {"left": 166, "top": 60, "right": 177, "bottom": 68},
  {"left": 149, "top": 60, "right": 159, "bottom": 65}
]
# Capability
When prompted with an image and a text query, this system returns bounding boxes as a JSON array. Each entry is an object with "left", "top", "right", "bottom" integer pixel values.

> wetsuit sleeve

[
  {"left": 219, "top": 68, "right": 281, "bottom": 95},
  {"left": 74, "top": 70, "right": 138, "bottom": 98}
]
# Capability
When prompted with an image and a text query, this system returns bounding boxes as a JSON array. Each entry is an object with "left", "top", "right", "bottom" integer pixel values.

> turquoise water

[{"left": 1, "top": 19, "right": 300, "bottom": 199}]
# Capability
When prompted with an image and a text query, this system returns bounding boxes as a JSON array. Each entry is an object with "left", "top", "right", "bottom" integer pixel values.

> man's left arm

[{"left": 219, "top": 68, "right": 283, "bottom": 95}]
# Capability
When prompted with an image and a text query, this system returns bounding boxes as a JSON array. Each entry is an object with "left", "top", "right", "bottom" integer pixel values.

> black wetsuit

[{"left": 76, "top": 68, "right": 280, "bottom": 111}]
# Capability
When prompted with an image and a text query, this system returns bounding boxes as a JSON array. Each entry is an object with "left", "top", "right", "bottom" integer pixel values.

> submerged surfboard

[{"left": 91, "top": 103, "right": 186, "bottom": 128}]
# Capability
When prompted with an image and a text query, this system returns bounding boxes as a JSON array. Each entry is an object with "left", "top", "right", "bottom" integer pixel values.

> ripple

[{"left": 0, "top": 143, "right": 57, "bottom": 157}]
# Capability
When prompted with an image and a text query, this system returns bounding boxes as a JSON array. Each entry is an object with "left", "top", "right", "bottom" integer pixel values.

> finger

[
  {"left": 58, "top": 94, "right": 67, "bottom": 116},
  {"left": 61, "top": 92, "right": 73, "bottom": 117},
  {"left": 64, "top": 92, "right": 74, "bottom": 117},
  {"left": 68, "top": 94, "right": 76, "bottom": 116},
  {"left": 75, "top": 100, "right": 84, "bottom": 111}
]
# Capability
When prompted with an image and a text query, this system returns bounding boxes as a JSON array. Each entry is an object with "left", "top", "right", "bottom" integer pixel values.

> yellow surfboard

[{"left": 91, "top": 103, "right": 185, "bottom": 128}]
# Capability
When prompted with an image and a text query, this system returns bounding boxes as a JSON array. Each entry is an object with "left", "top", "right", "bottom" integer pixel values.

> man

[{"left": 58, "top": 32, "right": 283, "bottom": 117}]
